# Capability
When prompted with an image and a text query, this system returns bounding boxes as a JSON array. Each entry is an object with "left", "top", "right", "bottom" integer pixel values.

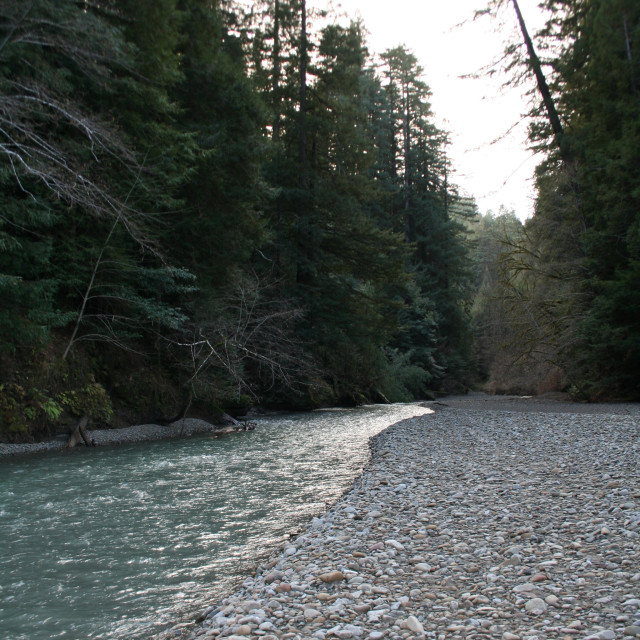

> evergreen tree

[
  {"left": 501, "top": 0, "right": 640, "bottom": 397},
  {"left": 553, "top": 0, "right": 640, "bottom": 397},
  {"left": 169, "top": 0, "right": 267, "bottom": 288},
  {"left": 0, "top": 0, "right": 190, "bottom": 354},
  {"left": 376, "top": 46, "right": 476, "bottom": 389}
]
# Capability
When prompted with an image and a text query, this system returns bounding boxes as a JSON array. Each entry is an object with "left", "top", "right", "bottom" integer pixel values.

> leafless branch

[{"left": 166, "top": 272, "right": 318, "bottom": 399}]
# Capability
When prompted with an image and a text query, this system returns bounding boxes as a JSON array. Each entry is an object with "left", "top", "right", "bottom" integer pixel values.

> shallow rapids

[{"left": 0, "top": 403, "right": 430, "bottom": 640}]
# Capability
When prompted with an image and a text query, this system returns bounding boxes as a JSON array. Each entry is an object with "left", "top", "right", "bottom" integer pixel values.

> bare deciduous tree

[
  {"left": 0, "top": 0, "right": 153, "bottom": 248},
  {"left": 172, "top": 272, "right": 319, "bottom": 403}
]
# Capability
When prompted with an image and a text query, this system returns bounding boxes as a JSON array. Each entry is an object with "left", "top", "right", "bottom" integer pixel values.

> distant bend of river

[{"left": 0, "top": 403, "right": 432, "bottom": 640}]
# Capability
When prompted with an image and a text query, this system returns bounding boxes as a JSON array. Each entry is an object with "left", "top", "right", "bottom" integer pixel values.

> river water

[{"left": 0, "top": 403, "right": 431, "bottom": 640}]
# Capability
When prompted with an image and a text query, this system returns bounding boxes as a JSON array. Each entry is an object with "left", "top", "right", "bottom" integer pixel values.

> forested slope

[
  {"left": 470, "top": 0, "right": 640, "bottom": 400},
  {"left": 2, "top": 0, "right": 638, "bottom": 442},
  {"left": 0, "top": 0, "right": 475, "bottom": 440}
]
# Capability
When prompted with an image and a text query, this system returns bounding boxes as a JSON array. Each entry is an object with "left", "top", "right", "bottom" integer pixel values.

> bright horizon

[{"left": 331, "top": 0, "right": 549, "bottom": 220}]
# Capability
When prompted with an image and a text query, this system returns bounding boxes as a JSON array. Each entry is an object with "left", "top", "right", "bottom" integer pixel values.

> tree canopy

[
  {"left": 0, "top": 0, "right": 476, "bottom": 440},
  {"left": 3, "top": 0, "right": 637, "bottom": 441}
]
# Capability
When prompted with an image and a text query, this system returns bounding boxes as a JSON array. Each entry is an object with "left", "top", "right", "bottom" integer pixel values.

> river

[{"left": 0, "top": 403, "right": 431, "bottom": 640}]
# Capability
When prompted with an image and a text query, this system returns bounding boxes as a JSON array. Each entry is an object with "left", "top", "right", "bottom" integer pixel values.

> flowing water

[{"left": 0, "top": 403, "right": 431, "bottom": 640}]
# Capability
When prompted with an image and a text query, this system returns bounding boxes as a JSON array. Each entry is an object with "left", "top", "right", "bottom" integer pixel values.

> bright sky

[{"left": 329, "top": 0, "right": 549, "bottom": 220}]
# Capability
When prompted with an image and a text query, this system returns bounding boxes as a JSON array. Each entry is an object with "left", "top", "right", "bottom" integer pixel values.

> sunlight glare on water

[{"left": 0, "top": 404, "right": 431, "bottom": 640}]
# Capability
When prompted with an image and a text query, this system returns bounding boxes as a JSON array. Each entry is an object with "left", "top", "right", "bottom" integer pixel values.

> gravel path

[{"left": 179, "top": 399, "right": 640, "bottom": 640}]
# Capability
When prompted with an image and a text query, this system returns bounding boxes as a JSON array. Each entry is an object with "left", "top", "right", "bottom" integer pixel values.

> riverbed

[
  {"left": 182, "top": 398, "right": 640, "bottom": 640},
  {"left": 0, "top": 403, "right": 431, "bottom": 640}
]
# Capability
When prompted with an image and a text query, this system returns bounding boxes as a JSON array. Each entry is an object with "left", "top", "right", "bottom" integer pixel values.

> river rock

[
  {"left": 320, "top": 571, "right": 345, "bottom": 583},
  {"left": 182, "top": 402, "right": 640, "bottom": 640},
  {"left": 400, "top": 615, "right": 425, "bottom": 634},
  {"left": 304, "top": 608, "right": 322, "bottom": 619},
  {"left": 264, "top": 570, "right": 284, "bottom": 584},
  {"left": 524, "top": 598, "right": 547, "bottom": 615}
]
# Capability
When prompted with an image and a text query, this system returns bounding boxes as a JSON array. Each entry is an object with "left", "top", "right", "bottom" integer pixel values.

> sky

[{"left": 326, "top": 0, "right": 549, "bottom": 220}]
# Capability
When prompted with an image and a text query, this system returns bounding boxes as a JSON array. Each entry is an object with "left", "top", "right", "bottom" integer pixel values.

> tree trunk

[
  {"left": 402, "top": 75, "right": 415, "bottom": 242},
  {"left": 298, "top": 0, "right": 307, "bottom": 188},
  {"left": 155, "top": 387, "right": 193, "bottom": 426},
  {"left": 510, "top": 0, "right": 574, "bottom": 167},
  {"left": 622, "top": 13, "right": 638, "bottom": 95},
  {"left": 272, "top": 0, "right": 282, "bottom": 140}
]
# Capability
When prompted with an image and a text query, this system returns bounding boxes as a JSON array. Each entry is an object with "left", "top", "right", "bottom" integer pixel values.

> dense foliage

[
  {"left": 0, "top": 0, "right": 475, "bottom": 440},
  {"left": 472, "top": 0, "right": 640, "bottom": 399}
]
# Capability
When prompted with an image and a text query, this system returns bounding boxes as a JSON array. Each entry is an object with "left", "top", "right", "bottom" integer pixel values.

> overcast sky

[{"left": 327, "top": 0, "right": 549, "bottom": 220}]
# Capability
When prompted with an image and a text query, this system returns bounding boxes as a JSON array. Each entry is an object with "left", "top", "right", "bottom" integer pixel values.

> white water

[{"left": 0, "top": 404, "right": 431, "bottom": 640}]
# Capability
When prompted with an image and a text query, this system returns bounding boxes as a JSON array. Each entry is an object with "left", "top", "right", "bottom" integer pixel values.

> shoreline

[
  {"left": 0, "top": 418, "right": 225, "bottom": 458},
  {"left": 2, "top": 393, "right": 636, "bottom": 460},
  {"left": 171, "top": 398, "right": 640, "bottom": 640}
]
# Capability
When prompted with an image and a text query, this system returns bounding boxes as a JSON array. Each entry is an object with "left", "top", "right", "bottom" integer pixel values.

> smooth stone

[
  {"left": 502, "top": 634, "right": 520, "bottom": 640},
  {"left": 583, "top": 632, "right": 615, "bottom": 640},
  {"left": 354, "top": 604, "right": 371, "bottom": 614},
  {"left": 305, "top": 608, "right": 322, "bottom": 619},
  {"left": 514, "top": 584, "right": 537, "bottom": 594},
  {"left": 275, "top": 584, "right": 291, "bottom": 593},
  {"left": 367, "top": 610, "right": 387, "bottom": 622},
  {"left": 265, "top": 571, "right": 284, "bottom": 584},
  {"left": 320, "top": 571, "right": 345, "bottom": 583},
  {"left": 524, "top": 598, "right": 548, "bottom": 615},
  {"left": 400, "top": 615, "right": 425, "bottom": 635},
  {"left": 343, "top": 625, "right": 364, "bottom": 637},
  {"left": 386, "top": 540, "right": 405, "bottom": 551},
  {"left": 623, "top": 625, "right": 640, "bottom": 637}
]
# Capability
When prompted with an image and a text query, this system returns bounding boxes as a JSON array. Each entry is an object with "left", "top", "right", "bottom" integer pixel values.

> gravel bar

[
  {"left": 178, "top": 399, "right": 640, "bottom": 640},
  {"left": 0, "top": 418, "right": 220, "bottom": 457}
]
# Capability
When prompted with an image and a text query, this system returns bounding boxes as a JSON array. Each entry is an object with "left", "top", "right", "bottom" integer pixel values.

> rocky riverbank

[
  {"left": 0, "top": 418, "right": 229, "bottom": 457},
  {"left": 174, "top": 398, "right": 640, "bottom": 640}
]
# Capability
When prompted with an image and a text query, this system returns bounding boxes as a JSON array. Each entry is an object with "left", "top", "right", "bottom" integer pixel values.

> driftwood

[
  {"left": 219, "top": 413, "right": 242, "bottom": 427},
  {"left": 216, "top": 413, "right": 257, "bottom": 433},
  {"left": 66, "top": 415, "right": 94, "bottom": 448}
]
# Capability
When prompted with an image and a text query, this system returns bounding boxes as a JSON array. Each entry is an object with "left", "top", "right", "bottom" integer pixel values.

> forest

[{"left": 0, "top": 0, "right": 638, "bottom": 441}]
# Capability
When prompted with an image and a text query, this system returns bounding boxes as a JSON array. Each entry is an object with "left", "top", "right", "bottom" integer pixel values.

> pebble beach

[{"left": 178, "top": 397, "right": 640, "bottom": 640}]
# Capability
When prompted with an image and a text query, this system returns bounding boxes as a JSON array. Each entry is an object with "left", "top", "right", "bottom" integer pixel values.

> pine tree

[{"left": 376, "top": 46, "right": 476, "bottom": 389}]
